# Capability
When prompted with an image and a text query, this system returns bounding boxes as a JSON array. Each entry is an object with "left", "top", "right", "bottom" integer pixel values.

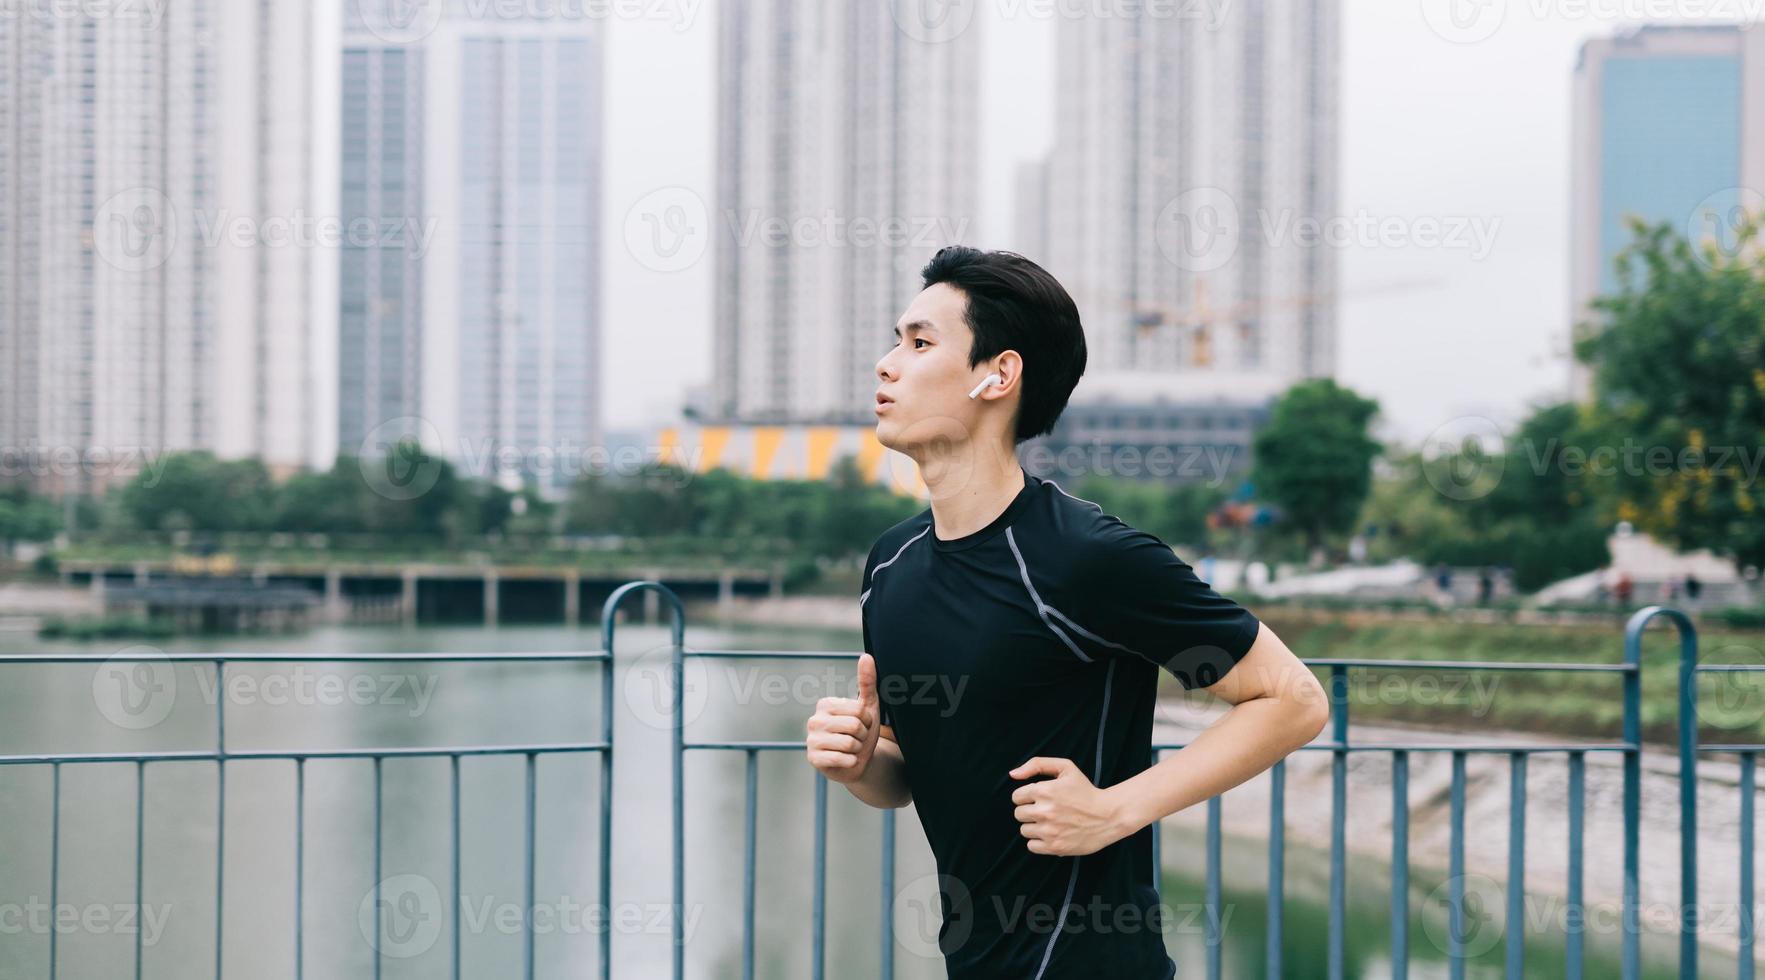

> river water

[{"left": 0, "top": 618, "right": 1712, "bottom": 978}]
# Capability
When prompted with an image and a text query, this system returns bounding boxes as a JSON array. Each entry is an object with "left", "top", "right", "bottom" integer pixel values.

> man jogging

[{"left": 804, "top": 246, "right": 1329, "bottom": 979}]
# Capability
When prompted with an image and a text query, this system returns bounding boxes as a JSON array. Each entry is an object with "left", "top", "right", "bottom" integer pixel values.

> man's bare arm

[
  {"left": 1106, "top": 622, "right": 1328, "bottom": 835},
  {"left": 806, "top": 654, "right": 913, "bottom": 809},
  {"left": 843, "top": 728, "right": 912, "bottom": 809}
]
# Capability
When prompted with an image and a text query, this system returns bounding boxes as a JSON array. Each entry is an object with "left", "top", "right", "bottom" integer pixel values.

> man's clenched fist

[{"left": 806, "top": 652, "right": 883, "bottom": 783}]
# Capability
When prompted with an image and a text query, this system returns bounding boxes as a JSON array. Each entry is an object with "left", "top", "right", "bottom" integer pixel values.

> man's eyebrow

[{"left": 892, "top": 320, "right": 937, "bottom": 338}]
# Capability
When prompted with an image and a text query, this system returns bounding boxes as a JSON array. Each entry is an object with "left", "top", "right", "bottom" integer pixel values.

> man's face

[{"left": 874, "top": 282, "right": 996, "bottom": 454}]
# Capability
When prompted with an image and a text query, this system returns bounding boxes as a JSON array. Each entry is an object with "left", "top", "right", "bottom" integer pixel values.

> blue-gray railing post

[
  {"left": 1329, "top": 663, "right": 1349, "bottom": 980},
  {"left": 601, "top": 581, "right": 685, "bottom": 980},
  {"left": 12, "top": 647, "right": 612, "bottom": 980},
  {"left": 1622, "top": 605, "right": 1698, "bottom": 978}
]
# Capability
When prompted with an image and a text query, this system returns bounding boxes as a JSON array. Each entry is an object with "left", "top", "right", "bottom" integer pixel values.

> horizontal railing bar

[
  {"left": 0, "top": 651, "right": 609, "bottom": 664},
  {"left": 0, "top": 743, "right": 609, "bottom": 765},
  {"left": 1303, "top": 658, "right": 1635, "bottom": 673},
  {"left": 686, "top": 741, "right": 811, "bottom": 751},
  {"left": 684, "top": 740, "right": 1638, "bottom": 754},
  {"left": 683, "top": 651, "right": 1638, "bottom": 674},
  {"left": 1154, "top": 742, "right": 1636, "bottom": 753},
  {"left": 1695, "top": 664, "right": 1765, "bottom": 673},
  {"left": 686, "top": 650, "right": 863, "bottom": 660},
  {"left": 1697, "top": 745, "right": 1765, "bottom": 753}
]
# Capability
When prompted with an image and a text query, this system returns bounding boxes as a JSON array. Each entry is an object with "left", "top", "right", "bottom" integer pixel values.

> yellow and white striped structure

[{"left": 654, "top": 424, "right": 932, "bottom": 498}]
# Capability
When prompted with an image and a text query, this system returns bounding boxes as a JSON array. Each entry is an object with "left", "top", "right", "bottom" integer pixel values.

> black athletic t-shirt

[{"left": 860, "top": 470, "right": 1262, "bottom": 980}]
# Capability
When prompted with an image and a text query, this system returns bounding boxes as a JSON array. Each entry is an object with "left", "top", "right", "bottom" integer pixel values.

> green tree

[
  {"left": 115, "top": 452, "right": 276, "bottom": 532},
  {"left": 1576, "top": 214, "right": 1765, "bottom": 569},
  {"left": 1380, "top": 402, "right": 1613, "bottom": 590},
  {"left": 1251, "top": 379, "right": 1382, "bottom": 557}
]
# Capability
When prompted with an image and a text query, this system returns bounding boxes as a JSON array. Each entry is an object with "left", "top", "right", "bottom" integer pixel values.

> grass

[{"left": 1238, "top": 611, "right": 1765, "bottom": 750}]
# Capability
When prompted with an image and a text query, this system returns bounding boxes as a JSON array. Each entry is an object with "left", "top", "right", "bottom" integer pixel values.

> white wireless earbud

[{"left": 967, "top": 372, "right": 1003, "bottom": 399}]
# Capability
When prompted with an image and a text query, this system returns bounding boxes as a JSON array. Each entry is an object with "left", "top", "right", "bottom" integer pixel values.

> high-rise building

[
  {"left": 0, "top": 1, "right": 340, "bottom": 492},
  {"left": 1013, "top": 155, "right": 1052, "bottom": 267},
  {"left": 1569, "top": 23, "right": 1765, "bottom": 402},
  {"left": 1044, "top": 0, "right": 1340, "bottom": 404},
  {"left": 417, "top": 13, "right": 604, "bottom": 492},
  {"left": 339, "top": 12, "right": 427, "bottom": 459},
  {"left": 711, "top": 2, "right": 980, "bottom": 425}
]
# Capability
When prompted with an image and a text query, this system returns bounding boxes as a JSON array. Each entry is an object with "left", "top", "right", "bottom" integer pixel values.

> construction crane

[{"left": 1100, "top": 276, "right": 1447, "bottom": 367}]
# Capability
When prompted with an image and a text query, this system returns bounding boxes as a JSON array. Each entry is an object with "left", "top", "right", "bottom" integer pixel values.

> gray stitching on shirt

[
  {"left": 1046, "top": 478, "right": 1104, "bottom": 513},
  {"left": 860, "top": 524, "right": 930, "bottom": 608},
  {"left": 1005, "top": 527, "right": 1091, "bottom": 663},
  {"left": 1044, "top": 605, "right": 1149, "bottom": 660},
  {"left": 1033, "top": 656, "right": 1117, "bottom": 980}
]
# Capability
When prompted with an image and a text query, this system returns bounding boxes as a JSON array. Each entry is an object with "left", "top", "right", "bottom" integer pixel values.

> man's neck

[{"left": 923, "top": 443, "right": 1027, "bottom": 542}]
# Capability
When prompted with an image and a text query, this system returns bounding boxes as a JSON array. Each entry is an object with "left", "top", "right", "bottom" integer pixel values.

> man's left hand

[{"left": 1008, "top": 757, "right": 1134, "bottom": 857}]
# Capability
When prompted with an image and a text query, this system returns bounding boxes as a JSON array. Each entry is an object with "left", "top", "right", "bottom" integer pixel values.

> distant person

[
  {"left": 1685, "top": 573, "right": 1703, "bottom": 612},
  {"left": 1614, "top": 571, "right": 1634, "bottom": 610},
  {"left": 1478, "top": 567, "right": 1493, "bottom": 606},
  {"left": 806, "top": 246, "right": 1328, "bottom": 980}
]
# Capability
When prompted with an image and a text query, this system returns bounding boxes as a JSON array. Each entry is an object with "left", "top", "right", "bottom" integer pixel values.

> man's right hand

[{"left": 806, "top": 652, "right": 884, "bottom": 783}]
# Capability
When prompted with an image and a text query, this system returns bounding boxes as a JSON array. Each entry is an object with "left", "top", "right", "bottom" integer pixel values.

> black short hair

[{"left": 918, "top": 245, "right": 1087, "bottom": 444}]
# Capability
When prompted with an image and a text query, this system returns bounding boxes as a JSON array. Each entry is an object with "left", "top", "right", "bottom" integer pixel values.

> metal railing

[
  {"left": 6, "top": 582, "right": 1739, "bottom": 979},
  {"left": 626, "top": 589, "right": 1728, "bottom": 980},
  {"left": 4, "top": 645, "right": 615, "bottom": 980}
]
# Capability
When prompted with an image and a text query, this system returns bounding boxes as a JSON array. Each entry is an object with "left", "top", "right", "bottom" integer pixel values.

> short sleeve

[
  {"left": 860, "top": 540, "right": 891, "bottom": 726},
  {"left": 1075, "top": 522, "right": 1261, "bottom": 690}
]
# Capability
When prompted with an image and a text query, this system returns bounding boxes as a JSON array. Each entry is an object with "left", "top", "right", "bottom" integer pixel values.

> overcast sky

[{"left": 601, "top": 1, "right": 1753, "bottom": 449}]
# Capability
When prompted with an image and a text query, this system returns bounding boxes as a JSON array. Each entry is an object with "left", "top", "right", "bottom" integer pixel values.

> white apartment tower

[
  {"left": 417, "top": 11, "right": 605, "bottom": 491},
  {"left": 0, "top": 1, "right": 340, "bottom": 490},
  {"left": 712, "top": 1, "right": 981, "bottom": 424},
  {"left": 1045, "top": 0, "right": 1340, "bottom": 403}
]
